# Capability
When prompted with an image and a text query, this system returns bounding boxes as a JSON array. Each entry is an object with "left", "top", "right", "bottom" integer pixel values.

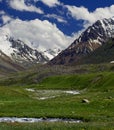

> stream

[
  {"left": 0, "top": 90, "right": 82, "bottom": 123},
  {"left": 0, "top": 117, "right": 82, "bottom": 123},
  {"left": 26, "top": 89, "right": 80, "bottom": 100}
]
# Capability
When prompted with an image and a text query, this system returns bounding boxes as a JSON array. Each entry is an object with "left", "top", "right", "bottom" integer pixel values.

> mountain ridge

[{"left": 49, "top": 17, "right": 114, "bottom": 65}]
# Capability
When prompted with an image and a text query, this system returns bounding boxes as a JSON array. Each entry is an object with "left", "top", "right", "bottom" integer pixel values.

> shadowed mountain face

[
  {"left": 0, "top": 51, "right": 24, "bottom": 76},
  {"left": 50, "top": 17, "right": 114, "bottom": 65},
  {"left": 77, "top": 38, "right": 114, "bottom": 64}
]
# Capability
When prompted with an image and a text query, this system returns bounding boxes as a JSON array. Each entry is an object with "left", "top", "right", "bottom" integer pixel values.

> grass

[
  {"left": 38, "top": 71, "right": 114, "bottom": 91},
  {"left": 0, "top": 71, "right": 114, "bottom": 129},
  {"left": 1, "top": 63, "right": 114, "bottom": 86},
  {"left": 0, "top": 122, "right": 114, "bottom": 130}
]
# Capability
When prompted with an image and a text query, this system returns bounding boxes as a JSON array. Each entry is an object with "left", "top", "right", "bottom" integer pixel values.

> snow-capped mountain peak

[
  {"left": 68, "top": 17, "right": 114, "bottom": 52},
  {"left": 43, "top": 48, "right": 61, "bottom": 60},
  {"left": 0, "top": 32, "right": 49, "bottom": 64},
  {"left": 0, "top": 27, "right": 62, "bottom": 64}
]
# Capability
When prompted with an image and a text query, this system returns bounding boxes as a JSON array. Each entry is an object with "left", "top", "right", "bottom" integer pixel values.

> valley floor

[{"left": 0, "top": 71, "right": 114, "bottom": 129}]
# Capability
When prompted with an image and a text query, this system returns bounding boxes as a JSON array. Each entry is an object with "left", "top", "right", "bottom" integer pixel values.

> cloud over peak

[{"left": 1, "top": 18, "right": 74, "bottom": 51}]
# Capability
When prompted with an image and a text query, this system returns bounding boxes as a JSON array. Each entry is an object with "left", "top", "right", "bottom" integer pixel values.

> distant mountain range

[
  {"left": 50, "top": 17, "right": 114, "bottom": 65},
  {"left": 0, "top": 30, "right": 61, "bottom": 66},
  {"left": 0, "top": 16, "right": 114, "bottom": 68}
]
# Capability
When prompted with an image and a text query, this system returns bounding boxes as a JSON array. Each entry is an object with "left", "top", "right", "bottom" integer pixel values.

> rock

[
  {"left": 108, "top": 96, "right": 112, "bottom": 99},
  {"left": 82, "top": 99, "right": 90, "bottom": 103},
  {"left": 42, "top": 117, "right": 47, "bottom": 120},
  {"left": 110, "top": 61, "right": 114, "bottom": 64}
]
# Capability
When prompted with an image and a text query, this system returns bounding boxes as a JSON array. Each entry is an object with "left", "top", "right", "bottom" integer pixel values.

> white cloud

[
  {"left": 0, "top": 10, "right": 5, "bottom": 15},
  {"left": 38, "top": 0, "right": 60, "bottom": 7},
  {"left": 0, "top": 11, "right": 13, "bottom": 25},
  {"left": 1, "top": 15, "right": 13, "bottom": 24},
  {"left": 8, "top": 0, "right": 43, "bottom": 14},
  {"left": 1, "top": 18, "right": 74, "bottom": 51},
  {"left": 44, "top": 14, "right": 67, "bottom": 23},
  {"left": 66, "top": 5, "right": 114, "bottom": 26},
  {"left": 71, "top": 29, "right": 85, "bottom": 39}
]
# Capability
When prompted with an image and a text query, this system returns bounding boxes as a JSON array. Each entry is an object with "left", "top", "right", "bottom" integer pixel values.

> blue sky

[{"left": 0, "top": 0, "right": 114, "bottom": 51}]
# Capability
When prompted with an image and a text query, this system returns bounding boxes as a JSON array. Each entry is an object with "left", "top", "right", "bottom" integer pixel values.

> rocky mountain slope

[
  {"left": 8, "top": 37, "right": 48, "bottom": 64},
  {"left": 50, "top": 17, "right": 114, "bottom": 65},
  {"left": 77, "top": 38, "right": 114, "bottom": 64}
]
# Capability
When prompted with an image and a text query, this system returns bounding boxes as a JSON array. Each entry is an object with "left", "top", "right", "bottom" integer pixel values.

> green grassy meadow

[{"left": 0, "top": 70, "right": 114, "bottom": 129}]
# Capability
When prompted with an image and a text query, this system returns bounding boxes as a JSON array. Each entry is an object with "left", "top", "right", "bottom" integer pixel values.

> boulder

[{"left": 82, "top": 99, "right": 90, "bottom": 103}]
